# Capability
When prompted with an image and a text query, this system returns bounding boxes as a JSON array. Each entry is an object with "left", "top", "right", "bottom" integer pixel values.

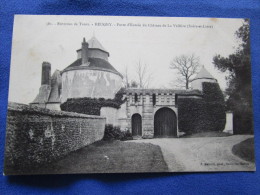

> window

[
  {"left": 134, "top": 93, "right": 138, "bottom": 103},
  {"left": 152, "top": 94, "right": 156, "bottom": 106}
]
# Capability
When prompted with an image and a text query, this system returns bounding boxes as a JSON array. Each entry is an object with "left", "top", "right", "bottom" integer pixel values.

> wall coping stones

[{"left": 8, "top": 102, "right": 106, "bottom": 119}]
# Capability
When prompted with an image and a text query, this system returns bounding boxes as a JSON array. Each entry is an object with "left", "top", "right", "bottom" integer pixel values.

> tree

[
  {"left": 123, "top": 66, "right": 130, "bottom": 88},
  {"left": 135, "top": 60, "right": 152, "bottom": 88},
  {"left": 169, "top": 54, "right": 200, "bottom": 89},
  {"left": 213, "top": 19, "right": 253, "bottom": 134},
  {"left": 130, "top": 80, "right": 138, "bottom": 88}
]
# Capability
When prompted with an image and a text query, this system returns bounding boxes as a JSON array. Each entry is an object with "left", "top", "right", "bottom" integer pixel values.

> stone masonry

[{"left": 4, "top": 102, "right": 105, "bottom": 174}]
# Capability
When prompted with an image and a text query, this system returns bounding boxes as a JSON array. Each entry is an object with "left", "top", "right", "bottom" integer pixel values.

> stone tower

[
  {"left": 191, "top": 66, "right": 217, "bottom": 91},
  {"left": 61, "top": 36, "right": 123, "bottom": 103}
]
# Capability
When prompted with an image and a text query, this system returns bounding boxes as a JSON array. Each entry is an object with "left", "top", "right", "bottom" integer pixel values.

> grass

[
  {"left": 232, "top": 138, "right": 255, "bottom": 162},
  {"left": 181, "top": 131, "right": 232, "bottom": 138},
  {"left": 13, "top": 140, "right": 168, "bottom": 175}
]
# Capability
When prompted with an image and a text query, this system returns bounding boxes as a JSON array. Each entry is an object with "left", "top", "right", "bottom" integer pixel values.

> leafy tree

[
  {"left": 169, "top": 54, "right": 200, "bottom": 89},
  {"left": 213, "top": 19, "right": 253, "bottom": 134}
]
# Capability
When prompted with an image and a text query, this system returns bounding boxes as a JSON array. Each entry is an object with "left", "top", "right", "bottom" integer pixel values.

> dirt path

[{"left": 130, "top": 135, "right": 255, "bottom": 172}]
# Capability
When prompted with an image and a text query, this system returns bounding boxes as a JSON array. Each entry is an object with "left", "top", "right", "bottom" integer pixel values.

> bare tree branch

[
  {"left": 123, "top": 65, "right": 130, "bottom": 88},
  {"left": 170, "top": 54, "right": 200, "bottom": 89},
  {"left": 135, "top": 60, "right": 153, "bottom": 88}
]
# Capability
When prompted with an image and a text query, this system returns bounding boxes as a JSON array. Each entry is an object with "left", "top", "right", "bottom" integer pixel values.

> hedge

[
  {"left": 103, "top": 124, "right": 133, "bottom": 141},
  {"left": 178, "top": 82, "right": 226, "bottom": 133},
  {"left": 60, "top": 88, "right": 126, "bottom": 115}
]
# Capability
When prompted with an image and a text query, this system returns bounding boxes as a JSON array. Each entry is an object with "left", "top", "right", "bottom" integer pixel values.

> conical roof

[
  {"left": 87, "top": 36, "right": 107, "bottom": 52},
  {"left": 193, "top": 66, "right": 215, "bottom": 80}
]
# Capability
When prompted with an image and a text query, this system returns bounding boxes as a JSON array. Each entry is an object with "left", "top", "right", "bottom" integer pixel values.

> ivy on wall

[
  {"left": 60, "top": 88, "right": 126, "bottom": 115},
  {"left": 178, "top": 82, "right": 226, "bottom": 134}
]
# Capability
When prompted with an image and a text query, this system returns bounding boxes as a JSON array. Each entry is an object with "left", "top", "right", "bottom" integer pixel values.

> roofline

[
  {"left": 76, "top": 48, "right": 110, "bottom": 56},
  {"left": 192, "top": 77, "right": 217, "bottom": 82},
  {"left": 30, "top": 101, "right": 61, "bottom": 104},
  {"left": 125, "top": 89, "right": 202, "bottom": 96},
  {"left": 61, "top": 66, "right": 123, "bottom": 78}
]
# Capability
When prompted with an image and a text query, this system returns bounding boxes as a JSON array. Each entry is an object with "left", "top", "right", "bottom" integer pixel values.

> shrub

[
  {"left": 178, "top": 82, "right": 226, "bottom": 134},
  {"left": 60, "top": 88, "right": 126, "bottom": 115},
  {"left": 103, "top": 124, "right": 133, "bottom": 141}
]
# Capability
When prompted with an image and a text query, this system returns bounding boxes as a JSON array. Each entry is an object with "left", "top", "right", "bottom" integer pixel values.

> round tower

[
  {"left": 61, "top": 36, "right": 123, "bottom": 103},
  {"left": 191, "top": 66, "right": 217, "bottom": 91}
]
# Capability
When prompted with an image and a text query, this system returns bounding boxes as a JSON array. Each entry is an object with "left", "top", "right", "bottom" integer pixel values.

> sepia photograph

[{"left": 4, "top": 15, "right": 255, "bottom": 175}]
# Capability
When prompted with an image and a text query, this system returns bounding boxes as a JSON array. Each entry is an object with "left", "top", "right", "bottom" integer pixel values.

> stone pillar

[
  {"left": 142, "top": 94, "right": 154, "bottom": 138},
  {"left": 223, "top": 111, "right": 233, "bottom": 134}
]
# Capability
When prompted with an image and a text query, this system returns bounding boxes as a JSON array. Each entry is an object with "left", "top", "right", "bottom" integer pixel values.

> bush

[
  {"left": 60, "top": 88, "right": 126, "bottom": 115},
  {"left": 178, "top": 82, "right": 226, "bottom": 134},
  {"left": 103, "top": 124, "right": 133, "bottom": 141}
]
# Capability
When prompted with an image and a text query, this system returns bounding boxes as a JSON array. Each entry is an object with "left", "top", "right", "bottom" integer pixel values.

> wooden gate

[
  {"left": 154, "top": 107, "right": 177, "bottom": 137},
  {"left": 132, "top": 114, "right": 142, "bottom": 136}
]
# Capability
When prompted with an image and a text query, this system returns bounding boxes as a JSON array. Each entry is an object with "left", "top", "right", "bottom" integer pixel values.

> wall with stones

[
  {"left": 191, "top": 78, "right": 216, "bottom": 91},
  {"left": 100, "top": 106, "right": 118, "bottom": 125},
  {"left": 124, "top": 93, "right": 179, "bottom": 138},
  {"left": 4, "top": 102, "right": 105, "bottom": 174}
]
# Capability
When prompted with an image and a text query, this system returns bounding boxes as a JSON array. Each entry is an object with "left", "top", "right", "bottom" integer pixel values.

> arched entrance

[
  {"left": 131, "top": 114, "right": 142, "bottom": 136},
  {"left": 154, "top": 107, "right": 177, "bottom": 137}
]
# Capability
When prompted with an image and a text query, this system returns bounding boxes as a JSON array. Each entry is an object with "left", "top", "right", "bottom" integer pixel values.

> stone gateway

[{"left": 31, "top": 36, "right": 233, "bottom": 138}]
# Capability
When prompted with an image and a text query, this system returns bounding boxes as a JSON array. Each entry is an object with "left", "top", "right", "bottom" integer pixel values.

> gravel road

[{"left": 130, "top": 135, "right": 255, "bottom": 172}]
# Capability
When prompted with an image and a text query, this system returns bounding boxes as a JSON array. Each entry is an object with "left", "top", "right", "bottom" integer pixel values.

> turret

[
  {"left": 81, "top": 37, "right": 89, "bottom": 65},
  {"left": 41, "top": 62, "right": 51, "bottom": 85},
  {"left": 191, "top": 66, "right": 217, "bottom": 91}
]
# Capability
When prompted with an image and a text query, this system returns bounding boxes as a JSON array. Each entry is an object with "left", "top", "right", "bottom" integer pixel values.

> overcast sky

[{"left": 9, "top": 15, "right": 244, "bottom": 104}]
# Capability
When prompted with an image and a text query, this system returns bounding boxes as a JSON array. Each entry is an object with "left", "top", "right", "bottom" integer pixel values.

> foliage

[
  {"left": 130, "top": 80, "right": 138, "bottom": 88},
  {"left": 203, "top": 82, "right": 226, "bottom": 132},
  {"left": 178, "top": 82, "right": 226, "bottom": 134},
  {"left": 213, "top": 19, "right": 253, "bottom": 134},
  {"left": 103, "top": 124, "right": 133, "bottom": 141},
  {"left": 232, "top": 138, "right": 255, "bottom": 162},
  {"left": 170, "top": 54, "right": 200, "bottom": 89},
  {"left": 60, "top": 88, "right": 126, "bottom": 115}
]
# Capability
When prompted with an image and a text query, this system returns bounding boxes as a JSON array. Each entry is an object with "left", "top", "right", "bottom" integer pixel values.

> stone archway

[
  {"left": 154, "top": 107, "right": 177, "bottom": 137},
  {"left": 131, "top": 114, "right": 142, "bottom": 136}
]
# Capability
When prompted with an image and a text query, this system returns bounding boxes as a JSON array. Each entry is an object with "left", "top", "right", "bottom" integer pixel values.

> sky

[{"left": 9, "top": 15, "right": 244, "bottom": 104}]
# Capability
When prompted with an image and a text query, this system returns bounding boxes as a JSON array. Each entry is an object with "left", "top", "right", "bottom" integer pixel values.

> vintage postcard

[{"left": 4, "top": 15, "right": 255, "bottom": 175}]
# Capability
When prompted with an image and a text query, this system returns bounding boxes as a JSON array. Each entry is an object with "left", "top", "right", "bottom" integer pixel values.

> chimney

[
  {"left": 81, "top": 37, "right": 89, "bottom": 65},
  {"left": 41, "top": 62, "right": 51, "bottom": 85}
]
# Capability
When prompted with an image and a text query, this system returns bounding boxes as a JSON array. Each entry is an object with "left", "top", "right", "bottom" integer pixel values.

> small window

[
  {"left": 134, "top": 93, "right": 138, "bottom": 103},
  {"left": 152, "top": 94, "right": 156, "bottom": 106}
]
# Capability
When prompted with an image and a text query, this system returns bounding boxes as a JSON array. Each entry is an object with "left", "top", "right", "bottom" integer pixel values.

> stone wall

[
  {"left": 100, "top": 106, "right": 118, "bottom": 125},
  {"left": 4, "top": 102, "right": 105, "bottom": 173},
  {"left": 61, "top": 69, "right": 122, "bottom": 102}
]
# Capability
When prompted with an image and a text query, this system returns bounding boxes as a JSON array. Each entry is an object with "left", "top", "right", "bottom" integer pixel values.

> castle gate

[
  {"left": 131, "top": 114, "right": 142, "bottom": 136},
  {"left": 154, "top": 107, "right": 177, "bottom": 137}
]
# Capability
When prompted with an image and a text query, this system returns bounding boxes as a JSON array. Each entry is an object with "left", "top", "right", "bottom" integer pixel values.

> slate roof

[
  {"left": 77, "top": 36, "right": 109, "bottom": 55},
  {"left": 125, "top": 88, "right": 202, "bottom": 96},
  {"left": 48, "top": 70, "right": 62, "bottom": 103},
  {"left": 87, "top": 36, "right": 108, "bottom": 52},
  {"left": 193, "top": 66, "right": 216, "bottom": 80},
  {"left": 62, "top": 57, "right": 123, "bottom": 78},
  {"left": 31, "top": 70, "right": 61, "bottom": 104},
  {"left": 31, "top": 85, "right": 51, "bottom": 104}
]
